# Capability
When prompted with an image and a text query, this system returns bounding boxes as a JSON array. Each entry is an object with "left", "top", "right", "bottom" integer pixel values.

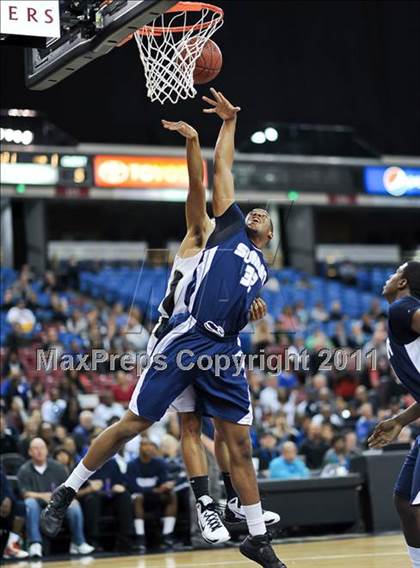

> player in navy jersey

[
  {"left": 41, "top": 90, "right": 285, "bottom": 567},
  {"left": 369, "top": 261, "right": 420, "bottom": 568}
]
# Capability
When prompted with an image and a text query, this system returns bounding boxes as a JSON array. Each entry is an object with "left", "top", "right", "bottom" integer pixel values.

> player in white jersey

[
  {"left": 369, "top": 261, "right": 420, "bottom": 568},
  {"left": 129, "top": 119, "right": 278, "bottom": 545}
]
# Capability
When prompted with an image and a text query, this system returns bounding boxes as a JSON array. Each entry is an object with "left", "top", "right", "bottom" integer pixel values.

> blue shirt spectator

[
  {"left": 126, "top": 439, "right": 168, "bottom": 495},
  {"left": 269, "top": 442, "right": 310, "bottom": 480}
]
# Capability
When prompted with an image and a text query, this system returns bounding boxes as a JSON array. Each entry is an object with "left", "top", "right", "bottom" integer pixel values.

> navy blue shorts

[
  {"left": 131, "top": 314, "right": 252, "bottom": 425},
  {"left": 394, "top": 435, "right": 420, "bottom": 505}
]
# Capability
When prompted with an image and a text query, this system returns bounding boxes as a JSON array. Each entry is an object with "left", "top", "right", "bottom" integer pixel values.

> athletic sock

[
  {"left": 190, "top": 475, "right": 210, "bottom": 502},
  {"left": 242, "top": 502, "right": 267, "bottom": 537},
  {"left": 408, "top": 546, "right": 420, "bottom": 567},
  {"left": 134, "top": 519, "right": 145, "bottom": 536},
  {"left": 6, "top": 532, "right": 20, "bottom": 547},
  {"left": 222, "top": 472, "right": 241, "bottom": 505},
  {"left": 64, "top": 461, "right": 96, "bottom": 492},
  {"left": 163, "top": 517, "right": 176, "bottom": 535}
]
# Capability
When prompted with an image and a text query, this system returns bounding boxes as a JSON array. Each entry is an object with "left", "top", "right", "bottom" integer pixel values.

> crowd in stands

[{"left": 1, "top": 263, "right": 419, "bottom": 559}]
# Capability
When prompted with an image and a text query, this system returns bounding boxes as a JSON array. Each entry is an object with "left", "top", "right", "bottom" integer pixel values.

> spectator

[
  {"left": 344, "top": 430, "right": 362, "bottom": 460},
  {"left": 66, "top": 309, "right": 88, "bottom": 336},
  {"left": 17, "top": 437, "right": 94, "bottom": 558},
  {"left": 0, "top": 411, "right": 18, "bottom": 454},
  {"left": 323, "top": 435, "right": 349, "bottom": 470},
  {"left": 1, "top": 349, "right": 26, "bottom": 377},
  {"left": 79, "top": 448, "right": 134, "bottom": 553},
  {"left": 355, "top": 403, "right": 377, "bottom": 444},
  {"left": 310, "top": 301, "right": 329, "bottom": 323},
  {"left": 260, "top": 374, "right": 281, "bottom": 413},
  {"left": 53, "top": 447, "right": 76, "bottom": 471},
  {"left": 329, "top": 301, "right": 344, "bottom": 321},
  {"left": 125, "top": 314, "right": 150, "bottom": 352},
  {"left": 1, "top": 467, "right": 28, "bottom": 559},
  {"left": 6, "top": 298, "right": 36, "bottom": 338},
  {"left": 112, "top": 371, "right": 135, "bottom": 406},
  {"left": 18, "top": 418, "right": 40, "bottom": 457},
  {"left": 92, "top": 392, "right": 124, "bottom": 429},
  {"left": 299, "top": 423, "right": 330, "bottom": 469},
  {"left": 127, "top": 438, "right": 177, "bottom": 551},
  {"left": 72, "top": 411, "right": 95, "bottom": 454},
  {"left": 41, "top": 387, "right": 67, "bottom": 425},
  {"left": 269, "top": 442, "right": 309, "bottom": 480},
  {"left": 253, "top": 432, "right": 280, "bottom": 473}
]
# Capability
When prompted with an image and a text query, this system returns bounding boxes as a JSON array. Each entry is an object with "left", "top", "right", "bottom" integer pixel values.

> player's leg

[
  {"left": 394, "top": 436, "right": 420, "bottom": 567},
  {"left": 214, "top": 418, "right": 286, "bottom": 567},
  {"left": 193, "top": 340, "right": 286, "bottom": 567},
  {"left": 178, "top": 407, "right": 230, "bottom": 543},
  {"left": 214, "top": 428, "right": 280, "bottom": 532}
]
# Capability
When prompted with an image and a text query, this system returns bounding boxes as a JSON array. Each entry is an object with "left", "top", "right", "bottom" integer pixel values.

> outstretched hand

[
  {"left": 161, "top": 120, "right": 198, "bottom": 139},
  {"left": 367, "top": 417, "right": 403, "bottom": 449},
  {"left": 202, "top": 88, "right": 241, "bottom": 120}
]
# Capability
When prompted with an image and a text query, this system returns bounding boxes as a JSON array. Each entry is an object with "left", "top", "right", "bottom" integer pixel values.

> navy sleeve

[
  {"left": 110, "top": 460, "right": 125, "bottom": 486},
  {"left": 207, "top": 203, "right": 245, "bottom": 247},
  {"left": 389, "top": 297, "right": 420, "bottom": 344}
]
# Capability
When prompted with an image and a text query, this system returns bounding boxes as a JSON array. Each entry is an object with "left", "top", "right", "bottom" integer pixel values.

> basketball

[{"left": 193, "top": 39, "right": 223, "bottom": 85}]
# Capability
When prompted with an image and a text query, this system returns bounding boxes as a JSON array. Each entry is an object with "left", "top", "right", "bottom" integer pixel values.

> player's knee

[
  {"left": 117, "top": 412, "right": 153, "bottom": 440},
  {"left": 230, "top": 434, "right": 252, "bottom": 463},
  {"left": 180, "top": 412, "right": 202, "bottom": 440}
]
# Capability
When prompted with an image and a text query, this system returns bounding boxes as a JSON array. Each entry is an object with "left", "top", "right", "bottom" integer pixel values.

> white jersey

[
  {"left": 147, "top": 252, "right": 202, "bottom": 355},
  {"left": 158, "top": 252, "right": 202, "bottom": 320},
  {"left": 131, "top": 252, "right": 202, "bottom": 416}
]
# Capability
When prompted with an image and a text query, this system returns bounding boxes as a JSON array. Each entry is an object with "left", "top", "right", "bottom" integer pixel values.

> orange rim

[{"left": 117, "top": 1, "right": 223, "bottom": 44}]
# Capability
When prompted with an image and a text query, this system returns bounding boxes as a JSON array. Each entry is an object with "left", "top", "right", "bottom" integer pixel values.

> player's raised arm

[
  {"left": 161, "top": 120, "right": 211, "bottom": 236},
  {"left": 202, "top": 89, "right": 241, "bottom": 217}
]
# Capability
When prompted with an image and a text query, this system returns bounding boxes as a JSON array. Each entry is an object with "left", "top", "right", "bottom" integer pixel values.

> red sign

[
  {"left": 94, "top": 155, "right": 208, "bottom": 189},
  {"left": 56, "top": 186, "right": 89, "bottom": 198}
]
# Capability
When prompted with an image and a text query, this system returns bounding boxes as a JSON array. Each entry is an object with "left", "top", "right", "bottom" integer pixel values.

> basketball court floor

[{"left": 5, "top": 535, "right": 408, "bottom": 568}]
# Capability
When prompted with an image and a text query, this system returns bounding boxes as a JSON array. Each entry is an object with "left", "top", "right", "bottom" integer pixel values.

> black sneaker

[
  {"left": 239, "top": 534, "right": 287, "bottom": 568},
  {"left": 160, "top": 534, "right": 174, "bottom": 551},
  {"left": 40, "top": 485, "right": 76, "bottom": 537}
]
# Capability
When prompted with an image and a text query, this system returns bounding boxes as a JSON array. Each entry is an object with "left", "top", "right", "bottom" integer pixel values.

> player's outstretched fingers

[{"left": 202, "top": 95, "right": 217, "bottom": 106}]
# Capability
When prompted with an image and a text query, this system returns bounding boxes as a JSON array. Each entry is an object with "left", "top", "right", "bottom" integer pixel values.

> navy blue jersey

[
  {"left": 387, "top": 296, "right": 420, "bottom": 402},
  {"left": 125, "top": 457, "right": 168, "bottom": 494},
  {"left": 185, "top": 203, "right": 268, "bottom": 338}
]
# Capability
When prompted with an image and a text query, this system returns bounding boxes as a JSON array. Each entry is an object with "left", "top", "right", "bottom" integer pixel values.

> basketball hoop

[{"left": 132, "top": 2, "right": 224, "bottom": 105}]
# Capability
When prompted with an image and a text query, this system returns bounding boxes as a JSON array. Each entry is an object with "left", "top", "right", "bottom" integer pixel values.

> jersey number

[{"left": 240, "top": 265, "right": 258, "bottom": 292}]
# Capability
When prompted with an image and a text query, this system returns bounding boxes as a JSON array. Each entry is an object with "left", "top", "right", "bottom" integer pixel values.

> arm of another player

[
  {"left": 203, "top": 89, "right": 241, "bottom": 216},
  {"left": 368, "top": 402, "right": 420, "bottom": 448},
  {"left": 411, "top": 308, "right": 420, "bottom": 334},
  {"left": 161, "top": 120, "right": 211, "bottom": 237}
]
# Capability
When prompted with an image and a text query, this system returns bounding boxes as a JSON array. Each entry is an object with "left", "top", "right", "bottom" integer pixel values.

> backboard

[{"left": 22, "top": 0, "right": 177, "bottom": 90}]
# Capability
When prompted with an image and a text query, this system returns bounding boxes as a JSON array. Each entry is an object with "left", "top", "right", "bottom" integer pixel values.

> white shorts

[{"left": 128, "top": 331, "right": 196, "bottom": 417}]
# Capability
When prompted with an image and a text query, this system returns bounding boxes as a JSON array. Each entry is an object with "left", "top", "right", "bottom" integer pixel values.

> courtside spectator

[
  {"left": 299, "top": 423, "right": 330, "bottom": 469},
  {"left": 253, "top": 432, "right": 280, "bottom": 473},
  {"left": 79, "top": 446, "right": 134, "bottom": 553},
  {"left": 127, "top": 438, "right": 177, "bottom": 552},
  {"left": 17, "top": 438, "right": 94, "bottom": 558},
  {"left": 1, "top": 467, "right": 28, "bottom": 559},
  {"left": 269, "top": 442, "right": 310, "bottom": 480}
]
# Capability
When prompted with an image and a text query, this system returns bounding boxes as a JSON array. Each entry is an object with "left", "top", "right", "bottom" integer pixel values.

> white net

[{"left": 134, "top": 3, "right": 224, "bottom": 105}]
